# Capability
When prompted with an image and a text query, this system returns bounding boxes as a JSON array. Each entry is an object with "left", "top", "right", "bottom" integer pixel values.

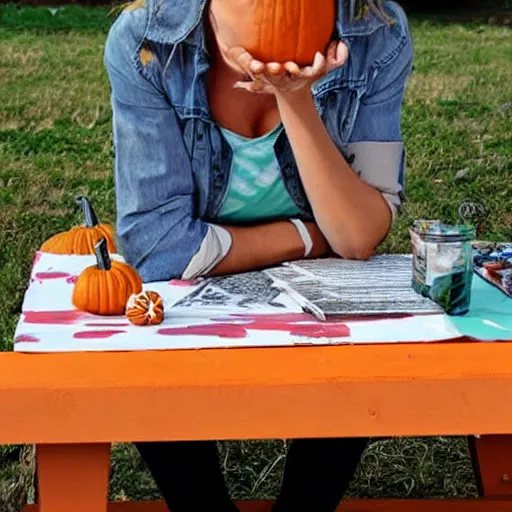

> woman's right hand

[{"left": 305, "top": 222, "right": 330, "bottom": 259}]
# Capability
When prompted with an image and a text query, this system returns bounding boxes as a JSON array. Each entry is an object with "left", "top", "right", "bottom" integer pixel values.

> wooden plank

[
  {"left": 471, "top": 435, "right": 512, "bottom": 497},
  {"left": 37, "top": 444, "right": 110, "bottom": 512},
  {"left": 3, "top": 343, "right": 512, "bottom": 443},
  {"left": 22, "top": 499, "right": 512, "bottom": 511}
]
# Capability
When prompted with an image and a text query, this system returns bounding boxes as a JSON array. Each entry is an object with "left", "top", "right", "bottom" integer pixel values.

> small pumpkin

[
  {"left": 126, "top": 291, "right": 165, "bottom": 326},
  {"left": 212, "top": 0, "right": 336, "bottom": 65},
  {"left": 41, "top": 196, "right": 117, "bottom": 255},
  {"left": 72, "top": 239, "right": 142, "bottom": 316}
]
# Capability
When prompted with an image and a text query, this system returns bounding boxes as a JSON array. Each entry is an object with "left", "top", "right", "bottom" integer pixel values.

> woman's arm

[
  {"left": 105, "top": 6, "right": 329, "bottom": 281},
  {"left": 275, "top": 36, "right": 414, "bottom": 259},
  {"left": 105, "top": 7, "right": 215, "bottom": 282},
  {"left": 276, "top": 90, "right": 391, "bottom": 260},
  {"left": 229, "top": 11, "right": 413, "bottom": 260},
  {"left": 210, "top": 221, "right": 328, "bottom": 276}
]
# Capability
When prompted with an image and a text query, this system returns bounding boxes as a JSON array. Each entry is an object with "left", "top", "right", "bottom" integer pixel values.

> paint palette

[{"left": 473, "top": 242, "right": 512, "bottom": 297}]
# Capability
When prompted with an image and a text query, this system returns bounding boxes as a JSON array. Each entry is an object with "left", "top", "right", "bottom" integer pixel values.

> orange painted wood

[
  {"left": 22, "top": 499, "right": 512, "bottom": 511},
  {"left": 471, "top": 435, "right": 512, "bottom": 497},
  {"left": 3, "top": 342, "right": 512, "bottom": 443},
  {"left": 37, "top": 443, "right": 111, "bottom": 512}
]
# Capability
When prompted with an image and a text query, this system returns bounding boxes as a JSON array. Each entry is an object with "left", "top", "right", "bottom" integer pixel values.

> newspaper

[
  {"left": 265, "top": 255, "right": 443, "bottom": 317},
  {"left": 173, "top": 255, "right": 442, "bottom": 318},
  {"left": 173, "top": 271, "right": 300, "bottom": 313}
]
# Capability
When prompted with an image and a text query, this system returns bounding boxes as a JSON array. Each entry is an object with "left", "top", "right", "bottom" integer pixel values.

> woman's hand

[{"left": 229, "top": 41, "right": 349, "bottom": 96}]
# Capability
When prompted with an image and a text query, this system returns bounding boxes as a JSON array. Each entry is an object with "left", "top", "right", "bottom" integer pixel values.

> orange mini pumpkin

[
  {"left": 214, "top": 0, "right": 336, "bottom": 65},
  {"left": 72, "top": 239, "right": 142, "bottom": 316},
  {"left": 126, "top": 291, "right": 165, "bottom": 326},
  {"left": 41, "top": 196, "right": 117, "bottom": 255}
]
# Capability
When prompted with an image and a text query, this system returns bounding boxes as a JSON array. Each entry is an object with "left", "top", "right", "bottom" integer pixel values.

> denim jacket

[{"left": 104, "top": 0, "right": 413, "bottom": 282}]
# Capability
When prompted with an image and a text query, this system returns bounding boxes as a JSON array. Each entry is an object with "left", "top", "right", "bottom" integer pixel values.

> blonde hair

[{"left": 354, "top": 0, "right": 394, "bottom": 22}]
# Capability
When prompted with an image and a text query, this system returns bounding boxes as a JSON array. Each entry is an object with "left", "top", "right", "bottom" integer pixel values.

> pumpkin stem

[
  {"left": 94, "top": 238, "right": 112, "bottom": 271},
  {"left": 76, "top": 196, "right": 99, "bottom": 228}
]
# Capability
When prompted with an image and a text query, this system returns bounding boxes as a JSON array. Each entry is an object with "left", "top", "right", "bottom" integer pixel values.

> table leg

[
  {"left": 470, "top": 435, "right": 512, "bottom": 498},
  {"left": 37, "top": 443, "right": 111, "bottom": 512}
]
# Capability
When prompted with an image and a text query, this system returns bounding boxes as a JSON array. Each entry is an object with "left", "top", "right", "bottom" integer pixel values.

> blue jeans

[{"left": 135, "top": 438, "right": 368, "bottom": 512}]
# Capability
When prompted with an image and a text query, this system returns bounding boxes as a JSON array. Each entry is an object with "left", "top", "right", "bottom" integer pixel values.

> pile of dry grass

[{"left": 0, "top": 446, "right": 36, "bottom": 512}]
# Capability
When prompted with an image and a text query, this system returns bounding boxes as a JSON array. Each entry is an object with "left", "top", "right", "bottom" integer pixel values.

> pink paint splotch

[
  {"left": 85, "top": 322, "right": 131, "bottom": 328},
  {"left": 31, "top": 272, "right": 77, "bottom": 284},
  {"left": 23, "top": 310, "right": 94, "bottom": 325},
  {"left": 169, "top": 279, "right": 197, "bottom": 287},
  {"left": 226, "top": 312, "right": 411, "bottom": 324},
  {"left": 31, "top": 251, "right": 43, "bottom": 269},
  {"left": 159, "top": 324, "right": 248, "bottom": 339},
  {"left": 218, "top": 313, "right": 350, "bottom": 338},
  {"left": 14, "top": 334, "right": 40, "bottom": 343},
  {"left": 35, "top": 271, "right": 71, "bottom": 280},
  {"left": 73, "top": 330, "right": 126, "bottom": 339},
  {"left": 158, "top": 313, "right": 351, "bottom": 340},
  {"left": 216, "top": 313, "right": 315, "bottom": 323},
  {"left": 289, "top": 324, "right": 350, "bottom": 337},
  {"left": 245, "top": 317, "right": 349, "bottom": 338}
]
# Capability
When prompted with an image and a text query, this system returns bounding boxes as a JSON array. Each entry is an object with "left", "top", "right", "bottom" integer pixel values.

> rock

[{"left": 455, "top": 168, "right": 470, "bottom": 180}]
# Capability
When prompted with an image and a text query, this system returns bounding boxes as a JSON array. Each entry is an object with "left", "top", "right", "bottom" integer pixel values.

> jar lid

[{"left": 410, "top": 220, "right": 475, "bottom": 242}]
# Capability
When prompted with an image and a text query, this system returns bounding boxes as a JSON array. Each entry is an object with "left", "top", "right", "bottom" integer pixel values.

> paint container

[
  {"left": 473, "top": 242, "right": 512, "bottom": 297},
  {"left": 410, "top": 220, "right": 475, "bottom": 316}
]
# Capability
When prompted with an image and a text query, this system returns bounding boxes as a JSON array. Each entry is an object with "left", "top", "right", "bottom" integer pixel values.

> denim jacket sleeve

[
  {"left": 104, "top": 6, "right": 209, "bottom": 282},
  {"left": 346, "top": 2, "right": 413, "bottom": 216}
]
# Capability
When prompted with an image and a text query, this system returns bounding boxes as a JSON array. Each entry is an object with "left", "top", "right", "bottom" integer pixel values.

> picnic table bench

[{"left": 2, "top": 341, "right": 512, "bottom": 511}]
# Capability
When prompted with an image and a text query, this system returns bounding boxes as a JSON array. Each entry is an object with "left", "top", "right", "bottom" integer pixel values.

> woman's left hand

[{"left": 229, "top": 41, "right": 349, "bottom": 96}]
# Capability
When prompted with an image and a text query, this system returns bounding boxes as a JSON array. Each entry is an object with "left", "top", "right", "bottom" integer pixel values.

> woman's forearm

[
  {"left": 276, "top": 89, "right": 391, "bottom": 259},
  {"left": 209, "top": 220, "right": 327, "bottom": 276}
]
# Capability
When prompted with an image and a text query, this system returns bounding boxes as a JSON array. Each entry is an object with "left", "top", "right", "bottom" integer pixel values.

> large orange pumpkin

[
  {"left": 40, "top": 196, "right": 117, "bottom": 255},
  {"left": 213, "top": 0, "right": 336, "bottom": 65},
  {"left": 72, "top": 239, "right": 142, "bottom": 316}
]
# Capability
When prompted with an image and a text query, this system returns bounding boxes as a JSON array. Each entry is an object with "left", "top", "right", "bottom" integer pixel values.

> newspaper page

[
  {"left": 172, "top": 270, "right": 300, "bottom": 313},
  {"left": 265, "top": 255, "right": 443, "bottom": 317}
]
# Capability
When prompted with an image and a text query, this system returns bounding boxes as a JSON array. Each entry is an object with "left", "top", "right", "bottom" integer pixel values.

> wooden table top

[{"left": 1, "top": 341, "right": 512, "bottom": 444}]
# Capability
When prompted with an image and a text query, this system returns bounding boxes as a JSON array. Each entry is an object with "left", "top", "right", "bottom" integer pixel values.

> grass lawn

[{"left": 1, "top": 3, "right": 511, "bottom": 506}]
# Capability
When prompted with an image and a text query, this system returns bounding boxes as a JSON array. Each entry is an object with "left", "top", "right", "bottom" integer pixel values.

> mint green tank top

[{"left": 217, "top": 124, "right": 301, "bottom": 224}]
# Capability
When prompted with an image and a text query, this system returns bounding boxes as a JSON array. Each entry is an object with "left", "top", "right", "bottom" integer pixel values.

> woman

[{"left": 104, "top": 0, "right": 413, "bottom": 510}]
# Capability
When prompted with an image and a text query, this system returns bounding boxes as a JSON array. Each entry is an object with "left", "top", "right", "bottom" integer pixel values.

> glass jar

[{"left": 410, "top": 220, "right": 475, "bottom": 316}]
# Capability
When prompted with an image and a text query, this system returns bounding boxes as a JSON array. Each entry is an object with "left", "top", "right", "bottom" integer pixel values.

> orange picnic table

[{"left": 2, "top": 341, "right": 512, "bottom": 511}]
